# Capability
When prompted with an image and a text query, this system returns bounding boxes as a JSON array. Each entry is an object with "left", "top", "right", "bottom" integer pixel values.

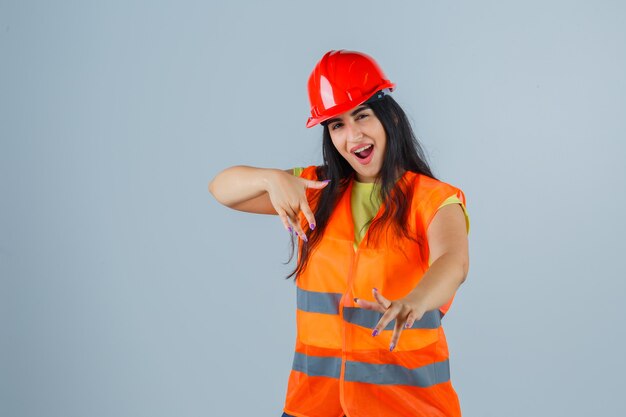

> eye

[
  {"left": 330, "top": 122, "right": 343, "bottom": 130},
  {"left": 356, "top": 113, "right": 369, "bottom": 120}
]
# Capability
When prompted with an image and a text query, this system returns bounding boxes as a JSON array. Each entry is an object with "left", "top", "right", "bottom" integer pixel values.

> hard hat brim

[{"left": 305, "top": 83, "right": 395, "bottom": 128}]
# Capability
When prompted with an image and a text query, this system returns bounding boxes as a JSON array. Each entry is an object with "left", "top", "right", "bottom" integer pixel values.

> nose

[{"left": 345, "top": 120, "right": 363, "bottom": 142}]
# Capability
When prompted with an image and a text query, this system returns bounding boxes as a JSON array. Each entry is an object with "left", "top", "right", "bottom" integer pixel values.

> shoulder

[
  {"left": 406, "top": 171, "right": 466, "bottom": 207},
  {"left": 297, "top": 165, "right": 325, "bottom": 181}
]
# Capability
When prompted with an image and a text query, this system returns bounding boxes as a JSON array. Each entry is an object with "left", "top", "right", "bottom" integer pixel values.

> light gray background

[{"left": 2, "top": 1, "right": 625, "bottom": 416}]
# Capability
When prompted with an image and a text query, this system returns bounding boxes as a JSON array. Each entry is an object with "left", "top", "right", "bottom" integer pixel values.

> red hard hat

[{"left": 306, "top": 50, "right": 395, "bottom": 128}]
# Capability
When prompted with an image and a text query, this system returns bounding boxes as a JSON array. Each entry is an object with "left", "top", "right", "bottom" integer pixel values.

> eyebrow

[{"left": 324, "top": 105, "right": 370, "bottom": 126}]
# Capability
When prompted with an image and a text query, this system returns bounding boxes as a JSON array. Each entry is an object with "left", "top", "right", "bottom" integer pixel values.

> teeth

[{"left": 353, "top": 144, "right": 373, "bottom": 154}]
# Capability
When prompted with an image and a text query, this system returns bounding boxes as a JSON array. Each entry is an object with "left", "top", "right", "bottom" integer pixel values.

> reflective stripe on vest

[
  {"left": 345, "top": 359, "right": 450, "bottom": 387},
  {"left": 292, "top": 351, "right": 450, "bottom": 387},
  {"left": 292, "top": 352, "right": 341, "bottom": 378},
  {"left": 297, "top": 287, "right": 442, "bottom": 329},
  {"left": 343, "top": 307, "right": 442, "bottom": 330},
  {"left": 296, "top": 287, "right": 343, "bottom": 314}
]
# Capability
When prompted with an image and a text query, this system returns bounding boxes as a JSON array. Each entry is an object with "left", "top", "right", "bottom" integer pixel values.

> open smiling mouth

[{"left": 354, "top": 144, "right": 373, "bottom": 159}]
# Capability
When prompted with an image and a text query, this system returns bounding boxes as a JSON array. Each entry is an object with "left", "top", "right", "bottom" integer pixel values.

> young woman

[{"left": 209, "top": 50, "right": 470, "bottom": 417}]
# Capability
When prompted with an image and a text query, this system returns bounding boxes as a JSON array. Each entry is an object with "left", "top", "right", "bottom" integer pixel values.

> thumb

[{"left": 304, "top": 179, "right": 331, "bottom": 189}]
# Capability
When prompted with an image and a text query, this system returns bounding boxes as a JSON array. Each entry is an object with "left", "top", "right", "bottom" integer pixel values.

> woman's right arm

[
  {"left": 208, "top": 166, "right": 290, "bottom": 214},
  {"left": 208, "top": 165, "right": 329, "bottom": 239}
]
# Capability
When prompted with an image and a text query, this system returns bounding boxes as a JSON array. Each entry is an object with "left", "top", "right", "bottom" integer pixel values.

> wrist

[{"left": 259, "top": 168, "right": 280, "bottom": 192}]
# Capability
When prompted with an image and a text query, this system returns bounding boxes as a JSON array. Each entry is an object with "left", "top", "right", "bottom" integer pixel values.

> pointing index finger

[{"left": 304, "top": 179, "right": 331, "bottom": 190}]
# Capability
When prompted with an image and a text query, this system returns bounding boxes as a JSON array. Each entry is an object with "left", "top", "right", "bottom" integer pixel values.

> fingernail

[
  {"left": 372, "top": 329, "right": 379, "bottom": 337},
  {"left": 405, "top": 322, "right": 411, "bottom": 329},
  {"left": 322, "top": 180, "right": 331, "bottom": 183},
  {"left": 287, "top": 226, "right": 293, "bottom": 233},
  {"left": 310, "top": 223, "right": 315, "bottom": 230},
  {"left": 301, "top": 234, "right": 308, "bottom": 243},
  {"left": 353, "top": 297, "right": 359, "bottom": 303},
  {"left": 373, "top": 287, "right": 378, "bottom": 292},
  {"left": 389, "top": 342, "right": 395, "bottom": 351}
]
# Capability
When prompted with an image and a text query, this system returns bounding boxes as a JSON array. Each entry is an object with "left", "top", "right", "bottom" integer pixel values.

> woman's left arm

[
  {"left": 403, "top": 202, "right": 469, "bottom": 312},
  {"left": 358, "top": 203, "right": 469, "bottom": 351}
]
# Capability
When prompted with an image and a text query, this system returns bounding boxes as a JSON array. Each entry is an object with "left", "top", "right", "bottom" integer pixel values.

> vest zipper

[
  {"left": 338, "top": 243, "right": 359, "bottom": 417},
  {"left": 338, "top": 179, "right": 382, "bottom": 416}
]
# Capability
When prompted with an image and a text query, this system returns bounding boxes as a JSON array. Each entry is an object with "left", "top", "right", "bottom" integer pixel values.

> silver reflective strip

[
  {"left": 345, "top": 359, "right": 450, "bottom": 387},
  {"left": 297, "top": 287, "right": 343, "bottom": 315},
  {"left": 292, "top": 352, "right": 341, "bottom": 379},
  {"left": 342, "top": 307, "right": 442, "bottom": 330}
]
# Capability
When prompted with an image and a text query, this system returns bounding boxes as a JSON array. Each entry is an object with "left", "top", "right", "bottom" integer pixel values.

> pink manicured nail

[
  {"left": 310, "top": 223, "right": 315, "bottom": 230},
  {"left": 405, "top": 322, "right": 411, "bottom": 329},
  {"left": 372, "top": 329, "right": 379, "bottom": 337},
  {"left": 389, "top": 342, "right": 395, "bottom": 351},
  {"left": 301, "top": 234, "right": 308, "bottom": 243}
]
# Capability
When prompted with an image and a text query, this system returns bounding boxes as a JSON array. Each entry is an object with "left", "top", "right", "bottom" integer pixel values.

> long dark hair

[{"left": 285, "top": 94, "right": 438, "bottom": 280}]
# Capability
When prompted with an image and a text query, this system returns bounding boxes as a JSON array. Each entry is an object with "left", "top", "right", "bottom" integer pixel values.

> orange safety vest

[{"left": 283, "top": 166, "right": 466, "bottom": 417}]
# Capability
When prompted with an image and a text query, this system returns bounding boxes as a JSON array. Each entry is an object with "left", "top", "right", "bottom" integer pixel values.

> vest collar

[{"left": 332, "top": 170, "right": 415, "bottom": 246}]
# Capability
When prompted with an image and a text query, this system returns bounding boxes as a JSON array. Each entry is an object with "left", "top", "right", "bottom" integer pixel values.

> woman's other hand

[{"left": 354, "top": 288, "right": 426, "bottom": 352}]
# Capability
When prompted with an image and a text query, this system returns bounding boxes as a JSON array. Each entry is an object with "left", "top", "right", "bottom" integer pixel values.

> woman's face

[{"left": 326, "top": 104, "right": 387, "bottom": 183}]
